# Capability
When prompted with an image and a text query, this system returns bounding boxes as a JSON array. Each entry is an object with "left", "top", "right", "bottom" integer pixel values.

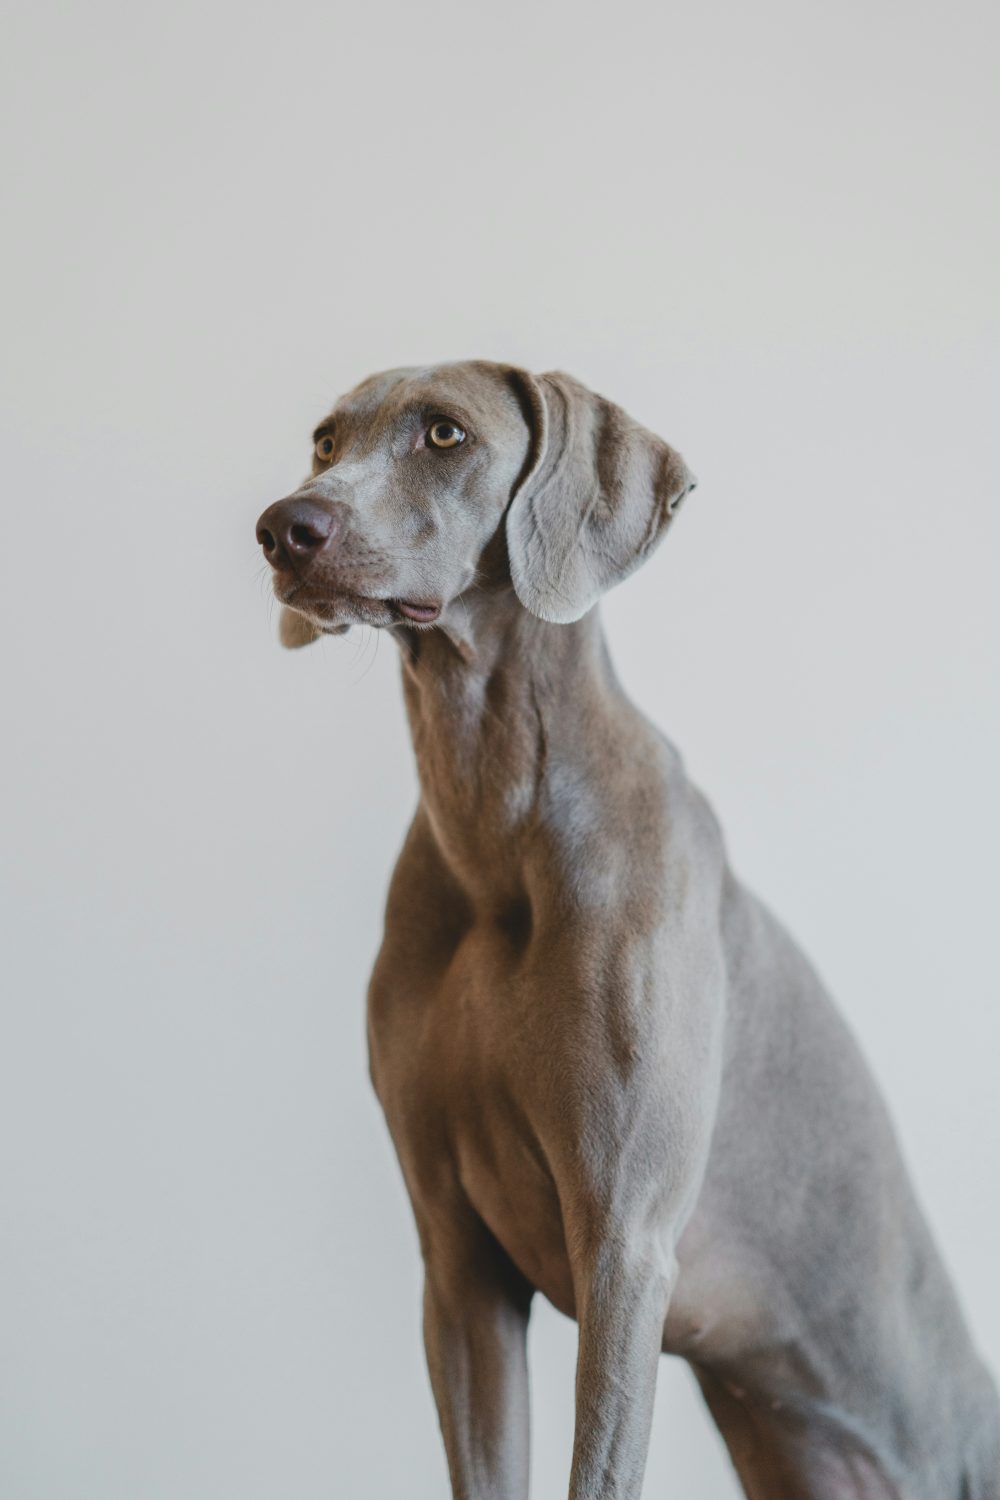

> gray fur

[{"left": 258, "top": 361, "right": 1000, "bottom": 1499}]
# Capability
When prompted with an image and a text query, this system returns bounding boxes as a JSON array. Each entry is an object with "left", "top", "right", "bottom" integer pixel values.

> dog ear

[
  {"left": 505, "top": 371, "right": 697, "bottom": 624},
  {"left": 279, "top": 607, "right": 321, "bottom": 649}
]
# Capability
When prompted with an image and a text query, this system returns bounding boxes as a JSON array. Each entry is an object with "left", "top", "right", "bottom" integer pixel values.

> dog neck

[{"left": 395, "top": 587, "right": 631, "bottom": 909}]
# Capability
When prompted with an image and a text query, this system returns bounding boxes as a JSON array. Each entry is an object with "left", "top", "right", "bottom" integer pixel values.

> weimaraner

[{"left": 256, "top": 362, "right": 1000, "bottom": 1498}]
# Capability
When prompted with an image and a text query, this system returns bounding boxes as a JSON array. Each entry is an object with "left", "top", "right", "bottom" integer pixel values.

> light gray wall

[{"left": 2, "top": 1, "right": 997, "bottom": 1495}]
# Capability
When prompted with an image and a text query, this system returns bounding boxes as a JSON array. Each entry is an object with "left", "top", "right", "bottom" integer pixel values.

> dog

[{"left": 257, "top": 362, "right": 1000, "bottom": 1498}]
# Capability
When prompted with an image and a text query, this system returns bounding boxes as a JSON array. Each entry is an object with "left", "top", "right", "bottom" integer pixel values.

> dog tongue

[{"left": 398, "top": 600, "right": 440, "bottom": 623}]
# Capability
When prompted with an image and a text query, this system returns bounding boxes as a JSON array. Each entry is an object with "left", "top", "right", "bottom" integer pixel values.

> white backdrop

[{"left": 2, "top": 1, "right": 998, "bottom": 1495}]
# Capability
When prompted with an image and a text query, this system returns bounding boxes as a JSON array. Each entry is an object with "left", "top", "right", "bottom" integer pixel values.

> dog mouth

[{"left": 277, "top": 580, "right": 441, "bottom": 629}]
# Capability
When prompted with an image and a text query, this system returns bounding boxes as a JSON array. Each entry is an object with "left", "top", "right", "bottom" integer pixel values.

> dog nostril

[
  {"left": 257, "top": 526, "right": 277, "bottom": 553},
  {"left": 289, "top": 521, "right": 327, "bottom": 550}
]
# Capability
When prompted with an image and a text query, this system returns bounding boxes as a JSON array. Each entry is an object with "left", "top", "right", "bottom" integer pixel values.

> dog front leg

[
  {"left": 567, "top": 1236, "right": 674, "bottom": 1500},
  {"left": 421, "top": 1215, "right": 534, "bottom": 1500}
]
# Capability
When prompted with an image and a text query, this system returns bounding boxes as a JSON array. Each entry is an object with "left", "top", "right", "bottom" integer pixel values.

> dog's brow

[
  {"left": 407, "top": 397, "right": 476, "bottom": 429},
  {"left": 311, "top": 419, "right": 336, "bottom": 442}
]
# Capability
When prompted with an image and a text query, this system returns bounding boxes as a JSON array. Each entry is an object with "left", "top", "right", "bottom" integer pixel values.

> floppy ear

[
  {"left": 279, "top": 607, "right": 321, "bottom": 649},
  {"left": 505, "top": 371, "right": 697, "bottom": 624}
]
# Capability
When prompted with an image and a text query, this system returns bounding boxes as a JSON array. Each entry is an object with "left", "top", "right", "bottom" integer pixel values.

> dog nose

[{"left": 256, "top": 497, "right": 340, "bottom": 572}]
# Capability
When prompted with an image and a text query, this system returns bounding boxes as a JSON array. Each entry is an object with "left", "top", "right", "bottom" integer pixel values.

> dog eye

[
  {"left": 315, "top": 434, "right": 335, "bottom": 462},
  {"left": 427, "top": 419, "right": 466, "bottom": 450}
]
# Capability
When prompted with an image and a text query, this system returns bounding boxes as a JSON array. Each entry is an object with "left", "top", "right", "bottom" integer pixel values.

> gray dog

[{"left": 257, "top": 362, "right": 999, "bottom": 1498}]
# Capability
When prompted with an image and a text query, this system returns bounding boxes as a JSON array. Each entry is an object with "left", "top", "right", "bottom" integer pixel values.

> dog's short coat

[{"left": 257, "top": 362, "right": 1000, "bottom": 1499}]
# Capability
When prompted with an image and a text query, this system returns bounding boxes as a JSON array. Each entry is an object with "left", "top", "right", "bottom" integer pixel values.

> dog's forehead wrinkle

[{"left": 333, "top": 360, "right": 513, "bottom": 435}]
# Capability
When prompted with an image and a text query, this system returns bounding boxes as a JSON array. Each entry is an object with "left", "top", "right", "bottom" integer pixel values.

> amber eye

[
  {"left": 427, "top": 418, "right": 466, "bottom": 449},
  {"left": 315, "top": 434, "right": 335, "bottom": 462}
]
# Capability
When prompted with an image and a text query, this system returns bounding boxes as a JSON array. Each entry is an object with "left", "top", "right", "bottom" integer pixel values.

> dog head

[{"left": 256, "top": 361, "right": 696, "bottom": 645}]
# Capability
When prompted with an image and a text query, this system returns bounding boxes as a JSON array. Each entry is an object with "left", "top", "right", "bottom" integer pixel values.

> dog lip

[
  {"left": 396, "top": 600, "right": 441, "bottom": 624},
  {"left": 276, "top": 579, "right": 383, "bottom": 612},
  {"left": 274, "top": 579, "right": 439, "bottom": 626}
]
